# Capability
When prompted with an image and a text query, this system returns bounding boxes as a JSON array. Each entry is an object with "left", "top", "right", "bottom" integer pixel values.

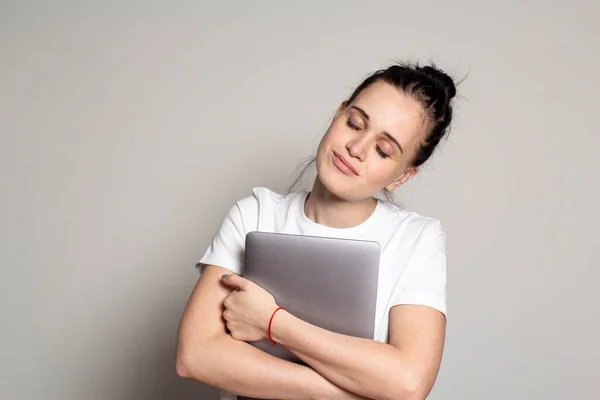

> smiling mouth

[{"left": 332, "top": 151, "right": 359, "bottom": 176}]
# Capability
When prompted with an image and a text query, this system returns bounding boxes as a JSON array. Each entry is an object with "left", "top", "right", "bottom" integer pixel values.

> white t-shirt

[
  {"left": 200, "top": 187, "right": 447, "bottom": 341},
  {"left": 199, "top": 188, "right": 447, "bottom": 399}
]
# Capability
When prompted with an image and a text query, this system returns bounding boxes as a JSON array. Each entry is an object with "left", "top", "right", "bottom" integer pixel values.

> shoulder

[
  {"left": 378, "top": 201, "right": 446, "bottom": 247},
  {"left": 231, "top": 187, "right": 301, "bottom": 223},
  {"left": 234, "top": 187, "right": 296, "bottom": 210},
  {"left": 251, "top": 186, "right": 295, "bottom": 205}
]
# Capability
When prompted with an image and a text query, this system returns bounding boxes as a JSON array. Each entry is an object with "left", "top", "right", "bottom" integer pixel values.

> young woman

[{"left": 176, "top": 62, "right": 457, "bottom": 400}]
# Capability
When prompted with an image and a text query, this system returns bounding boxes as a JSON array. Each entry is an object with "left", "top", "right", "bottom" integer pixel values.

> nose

[{"left": 346, "top": 134, "right": 370, "bottom": 162}]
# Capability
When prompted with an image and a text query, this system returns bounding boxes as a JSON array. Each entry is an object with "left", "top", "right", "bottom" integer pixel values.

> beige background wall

[{"left": 1, "top": 1, "right": 598, "bottom": 398}]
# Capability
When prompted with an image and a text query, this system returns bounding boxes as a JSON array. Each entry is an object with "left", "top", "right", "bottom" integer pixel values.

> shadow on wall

[
  {"left": 126, "top": 324, "right": 220, "bottom": 399},
  {"left": 125, "top": 312, "right": 220, "bottom": 399},
  {"left": 119, "top": 265, "right": 220, "bottom": 400}
]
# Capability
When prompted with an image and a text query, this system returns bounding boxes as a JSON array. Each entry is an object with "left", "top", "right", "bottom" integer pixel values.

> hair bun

[{"left": 420, "top": 65, "right": 457, "bottom": 100}]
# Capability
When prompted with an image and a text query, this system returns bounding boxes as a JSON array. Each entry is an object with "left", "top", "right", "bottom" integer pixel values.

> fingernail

[{"left": 221, "top": 274, "right": 229, "bottom": 279}]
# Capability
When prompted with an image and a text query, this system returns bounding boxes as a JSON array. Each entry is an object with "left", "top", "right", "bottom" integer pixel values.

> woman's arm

[
  {"left": 222, "top": 274, "right": 445, "bottom": 400},
  {"left": 271, "top": 305, "right": 445, "bottom": 400},
  {"left": 175, "top": 265, "right": 357, "bottom": 400}
]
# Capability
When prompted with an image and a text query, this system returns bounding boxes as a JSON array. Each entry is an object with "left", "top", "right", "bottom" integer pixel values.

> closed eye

[
  {"left": 375, "top": 145, "right": 390, "bottom": 159},
  {"left": 346, "top": 118, "right": 361, "bottom": 131}
]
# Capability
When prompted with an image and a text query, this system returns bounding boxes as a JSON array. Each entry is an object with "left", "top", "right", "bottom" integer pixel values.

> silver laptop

[{"left": 242, "top": 231, "right": 380, "bottom": 363}]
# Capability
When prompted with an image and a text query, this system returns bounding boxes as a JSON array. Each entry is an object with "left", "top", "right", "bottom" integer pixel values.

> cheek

[
  {"left": 322, "top": 117, "right": 350, "bottom": 143},
  {"left": 316, "top": 126, "right": 342, "bottom": 159},
  {"left": 365, "top": 160, "right": 404, "bottom": 185},
  {"left": 320, "top": 125, "right": 342, "bottom": 145}
]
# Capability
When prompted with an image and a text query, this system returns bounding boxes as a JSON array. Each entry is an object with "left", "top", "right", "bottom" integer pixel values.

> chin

[{"left": 316, "top": 162, "right": 370, "bottom": 202}]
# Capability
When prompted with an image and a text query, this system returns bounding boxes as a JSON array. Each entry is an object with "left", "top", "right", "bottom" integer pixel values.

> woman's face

[{"left": 316, "top": 81, "right": 426, "bottom": 201}]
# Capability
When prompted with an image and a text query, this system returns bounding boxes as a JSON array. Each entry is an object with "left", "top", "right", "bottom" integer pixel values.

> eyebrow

[{"left": 350, "top": 105, "right": 404, "bottom": 154}]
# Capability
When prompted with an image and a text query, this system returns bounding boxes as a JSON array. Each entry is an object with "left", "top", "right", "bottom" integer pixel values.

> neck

[{"left": 304, "top": 178, "right": 378, "bottom": 229}]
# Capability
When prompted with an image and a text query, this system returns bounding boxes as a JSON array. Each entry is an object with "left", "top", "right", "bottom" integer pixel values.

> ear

[
  {"left": 385, "top": 167, "right": 418, "bottom": 191},
  {"left": 335, "top": 101, "right": 348, "bottom": 115}
]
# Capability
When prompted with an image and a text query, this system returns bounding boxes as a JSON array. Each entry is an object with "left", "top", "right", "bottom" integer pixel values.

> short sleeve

[
  {"left": 393, "top": 220, "right": 447, "bottom": 315},
  {"left": 197, "top": 204, "right": 246, "bottom": 275}
]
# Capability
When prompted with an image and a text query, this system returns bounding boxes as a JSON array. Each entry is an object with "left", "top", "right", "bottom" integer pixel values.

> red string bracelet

[{"left": 268, "top": 306, "right": 285, "bottom": 347}]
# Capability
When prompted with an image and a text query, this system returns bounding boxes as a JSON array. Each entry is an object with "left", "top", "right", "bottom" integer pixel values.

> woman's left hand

[{"left": 221, "top": 274, "right": 279, "bottom": 342}]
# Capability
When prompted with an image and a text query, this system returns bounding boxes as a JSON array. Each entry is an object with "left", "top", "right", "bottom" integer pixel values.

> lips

[{"left": 332, "top": 151, "right": 359, "bottom": 176}]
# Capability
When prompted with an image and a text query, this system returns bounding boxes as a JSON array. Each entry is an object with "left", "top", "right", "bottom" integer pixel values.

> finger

[
  {"left": 222, "top": 292, "right": 232, "bottom": 308},
  {"left": 221, "top": 273, "right": 249, "bottom": 290}
]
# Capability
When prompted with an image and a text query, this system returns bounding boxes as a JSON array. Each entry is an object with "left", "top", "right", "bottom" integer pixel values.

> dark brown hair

[{"left": 289, "top": 61, "right": 459, "bottom": 198}]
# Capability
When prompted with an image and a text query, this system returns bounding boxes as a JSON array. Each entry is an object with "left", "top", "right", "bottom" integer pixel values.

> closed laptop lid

[{"left": 243, "top": 231, "right": 380, "bottom": 362}]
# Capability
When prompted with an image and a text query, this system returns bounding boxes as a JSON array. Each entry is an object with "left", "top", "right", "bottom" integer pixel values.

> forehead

[{"left": 350, "top": 81, "right": 425, "bottom": 145}]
